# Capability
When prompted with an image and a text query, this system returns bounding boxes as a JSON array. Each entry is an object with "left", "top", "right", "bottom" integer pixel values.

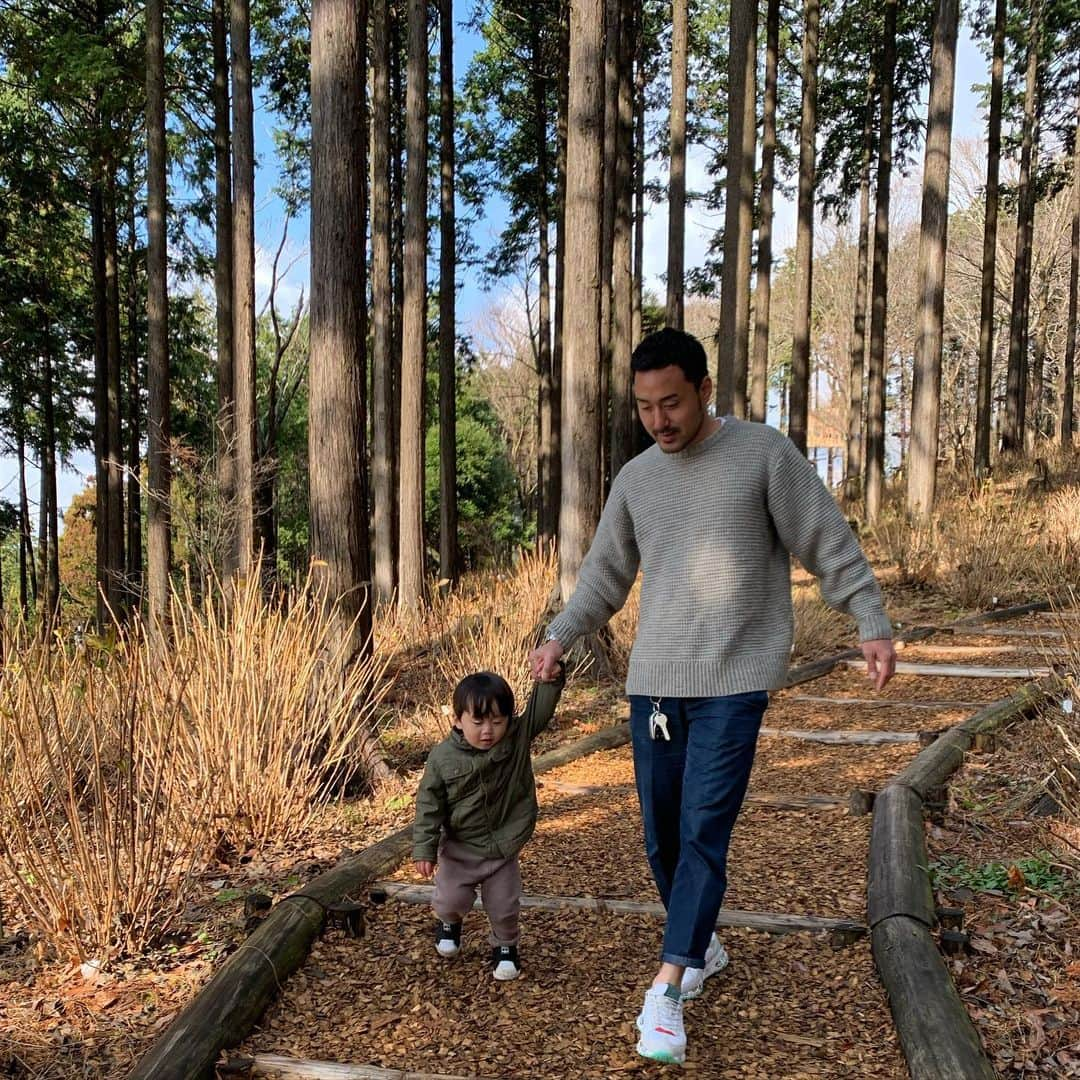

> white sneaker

[
  {"left": 636, "top": 984, "right": 687, "bottom": 1065},
  {"left": 434, "top": 920, "right": 461, "bottom": 958},
  {"left": 491, "top": 944, "right": 521, "bottom": 981},
  {"left": 680, "top": 934, "right": 730, "bottom": 1000}
]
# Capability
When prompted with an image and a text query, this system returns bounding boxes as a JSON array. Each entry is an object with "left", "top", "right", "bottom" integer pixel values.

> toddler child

[{"left": 412, "top": 666, "right": 565, "bottom": 980}]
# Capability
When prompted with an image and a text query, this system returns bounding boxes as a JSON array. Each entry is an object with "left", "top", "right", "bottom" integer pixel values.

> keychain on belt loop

[{"left": 649, "top": 698, "right": 670, "bottom": 741}]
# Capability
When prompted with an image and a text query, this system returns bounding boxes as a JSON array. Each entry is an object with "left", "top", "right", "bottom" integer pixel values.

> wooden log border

[
  {"left": 129, "top": 596, "right": 1055, "bottom": 1080},
  {"left": 869, "top": 676, "right": 1053, "bottom": 1080}
]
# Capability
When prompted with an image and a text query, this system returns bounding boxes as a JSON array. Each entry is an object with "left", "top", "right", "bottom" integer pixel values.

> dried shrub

[
  {"left": 608, "top": 576, "right": 641, "bottom": 679},
  {"left": 791, "top": 585, "right": 847, "bottom": 660},
  {"left": 872, "top": 513, "right": 940, "bottom": 588}
]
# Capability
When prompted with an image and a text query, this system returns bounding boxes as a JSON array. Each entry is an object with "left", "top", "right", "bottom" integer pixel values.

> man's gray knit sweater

[{"left": 546, "top": 419, "right": 893, "bottom": 698}]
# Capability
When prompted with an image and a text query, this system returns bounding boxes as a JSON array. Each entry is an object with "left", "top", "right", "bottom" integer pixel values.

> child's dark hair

[
  {"left": 453, "top": 672, "right": 515, "bottom": 722},
  {"left": 631, "top": 327, "right": 708, "bottom": 388}
]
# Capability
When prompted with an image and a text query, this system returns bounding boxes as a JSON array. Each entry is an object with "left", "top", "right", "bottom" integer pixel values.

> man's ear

[{"left": 699, "top": 374, "right": 714, "bottom": 406}]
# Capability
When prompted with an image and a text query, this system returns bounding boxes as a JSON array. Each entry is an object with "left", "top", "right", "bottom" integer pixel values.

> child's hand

[{"left": 414, "top": 859, "right": 436, "bottom": 878}]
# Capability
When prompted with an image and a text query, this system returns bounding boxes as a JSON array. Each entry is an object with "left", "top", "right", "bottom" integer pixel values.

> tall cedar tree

[
  {"left": 146, "top": 0, "right": 172, "bottom": 631},
  {"left": 788, "top": 0, "right": 820, "bottom": 455},
  {"left": 666, "top": 0, "right": 688, "bottom": 328},
  {"left": 559, "top": 0, "right": 604, "bottom": 599},
  {"left": 398, "top": 0, "right": 429, "bottom": 610},
  {"left": 1063, "top": 95, "right": 1079, "bottom": 446},
  {"left": 865, "top": 0, "right": 897, "bottom": 524},
  {"left": 907, "top": 0, "right": 959, "bottom": 517},
  {"left": 974, "top": 0, "right": 1006, "bottom": 477}
]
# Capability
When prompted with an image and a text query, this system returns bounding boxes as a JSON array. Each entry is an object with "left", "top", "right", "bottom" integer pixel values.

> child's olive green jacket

[{"left": 412, "top": 671, "right": 566, "bottom": 863}]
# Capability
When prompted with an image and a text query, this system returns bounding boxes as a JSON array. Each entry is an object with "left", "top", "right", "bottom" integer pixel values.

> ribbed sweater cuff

[{"left": 856, "top": 611, "right": 894, "bottom": 642}]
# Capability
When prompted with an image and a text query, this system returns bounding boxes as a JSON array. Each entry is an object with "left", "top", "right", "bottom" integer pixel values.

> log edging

[{"left": 869, "top": 676, "right": 1052, "bottom": 1080}]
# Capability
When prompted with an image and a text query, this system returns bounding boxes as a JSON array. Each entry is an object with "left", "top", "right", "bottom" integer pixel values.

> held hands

[
  {"left": 414, "top": 860, "right": 436, "bottom": 878},
  {"left": 862, "top": 638, "right": 897, "bottom": 691},
  {"left": 529, "top": 639, "right": 565, "bottom": 681}
]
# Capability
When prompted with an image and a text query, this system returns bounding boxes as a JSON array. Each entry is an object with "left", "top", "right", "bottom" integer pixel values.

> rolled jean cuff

[{"left": 662, "top": 950, "right": 704, "bottom": 970}]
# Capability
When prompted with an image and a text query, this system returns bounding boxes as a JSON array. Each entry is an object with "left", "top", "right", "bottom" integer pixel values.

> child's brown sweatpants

[{"left": 433, "top": 837, "right": 521, "bottom": 946}]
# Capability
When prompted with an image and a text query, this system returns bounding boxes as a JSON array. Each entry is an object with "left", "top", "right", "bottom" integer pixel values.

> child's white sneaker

[
  {"left": 434, "top": 920, "right": 461, "bottom": 958},
  {"left": 680, "top": 933, "right": 729, "bottom": 1000},
  {"left": 491, "top": 944, "right": 521, "bottom": 980},
  {"left": 636, "top": 983, "right": 687, "bottom": 1065}
]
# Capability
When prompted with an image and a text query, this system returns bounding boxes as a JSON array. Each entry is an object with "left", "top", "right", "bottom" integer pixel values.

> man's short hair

[
  {"left": 631, "top": 327, "right": 709, "bottom": 388},
  {"left": 452, "top": 671, "right": 515, "bottom": 721}
]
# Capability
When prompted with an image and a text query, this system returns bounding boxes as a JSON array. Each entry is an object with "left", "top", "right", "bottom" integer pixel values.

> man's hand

[
  {"left": 862, "top": 638, "right": 896, "bottom": 691},
  {"left": 529, "top": 639, "right": 565, "bottom": 681},
  {"left": 414, "top": 859, "right": 436, "bottom": 878}
]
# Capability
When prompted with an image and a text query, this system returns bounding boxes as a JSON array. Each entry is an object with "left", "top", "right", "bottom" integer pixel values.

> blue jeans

[{"left": 629, "top": 692, "right": 768, "bottom": 969}]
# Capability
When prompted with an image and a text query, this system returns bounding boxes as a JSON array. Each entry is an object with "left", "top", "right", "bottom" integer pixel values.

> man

[{"left": 529, "top": 328, "right": 895, "bottom": 1066}]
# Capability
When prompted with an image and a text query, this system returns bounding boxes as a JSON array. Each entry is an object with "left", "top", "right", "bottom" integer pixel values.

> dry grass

[
  {"left": 377, "top": 546, "right": 558, "bottom": 747},
  {"left": 791, "top": 584, "right": 848, "bottom": 660},
  {"left": 0, "top": 574, "right": 391, "bottom": 965}
]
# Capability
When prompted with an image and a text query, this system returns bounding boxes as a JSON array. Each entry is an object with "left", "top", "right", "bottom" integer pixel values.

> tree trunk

[
  {"left": 865, "top": 0, "right": 897, "bottom": 524},
  {"left": 16, "top": 423, "right": 33, "bottom": 617},
  {"left": 309, "top": 0, "right": 374, "bottom": 651},
  {"left": 104, "top": 165, "right": 126, "bottom": 614},
  {"left": 750, "top": 0, "right": 779, "bottom": 424},
  {"left": 535, "top": 14, "right": 556, "bottom": 540},
  {"left": 91, "top": 177, "right": 109, "bottom": 627},
  {"left": 974, "top": 0, "right": 1006, "bottom": 476},
  {"left": 438, "top": 0, "right": 458, "bottom": 587},
  {"left": 906, "top": 0, "right": 959, "bottom": 519},
  {"left": 391, "top": 3, "right": 404, "bottom": 581},
  {"left": 146, "top": 0, "right": 172, "bottom": 633},
  {"left": 609, "top": 0, "right": 634, "bottom": 477},
  {"left": 631, "top": 18, "right": 645, "bottom": 351},
  {"left": 1062, "top": 96, "right": 1079, "bottom": 447},
  {"left": 1002, "top": 1, "right": 1040, "bottom": 454},
  {"left": 213, "top": 0, "right": 236, "bottom": 577},
  {"left": 599, "top": 0, "right": 619, "bottom": 488},
  {"left": 844, "top": 74, "right": 875, "bottom": 505},
  {"left": 787, "top": 0, "right": 819, "bottom": 455},
  {"left": 1029, "top": 269, "right": 1049, "bottom": 442},
  {"left": 560, "top": 0, "right": 605, "bottom": 600},
  {"left": 717, "top": 0, "right": 757, "bottom": 418},
  {"left": 125, "top": 180, "right": 143, "bottom": 601},
  {"left": 397, "top": 0, "right": 429, "bottom": 611},
  {"left": 231, "top": 0, "right": 257, "bottom": 576},
  {"left": 371, "top": 0, "right": 396, "bottom": 604},
  {"left": 41, "top": 356, "right": 60, "bottom": 638},
  {"left": 548, "top": 0, "right": 570, "bottom": 546},
  {"left": 666, "top": 0, "right": 687, "bottom": 328}
]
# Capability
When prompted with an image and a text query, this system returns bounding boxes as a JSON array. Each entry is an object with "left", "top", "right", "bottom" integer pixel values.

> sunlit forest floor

[{"left": 0, "top": 451, "right": 1078, "bottom": 1077}]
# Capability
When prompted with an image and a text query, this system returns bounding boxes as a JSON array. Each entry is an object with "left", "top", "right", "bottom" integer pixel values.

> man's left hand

[{"left": 861, "top": 638, "right": 896, "bottom": 691}]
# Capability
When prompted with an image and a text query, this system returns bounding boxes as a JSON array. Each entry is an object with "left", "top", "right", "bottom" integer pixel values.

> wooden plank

[
  {"left": 867, "top": 785, "right": 935, "bottom": 928},
  {"left": 897, "top": 643, "right": 1031, "bottom": 657},
  {"left": 786, "top": 695, "right": 986, "bottom": 710},
  {"left": 845, "top": 660, "right": 1051, "bottom": 678},
  {"left": 242, "top": 1055, "right": 485, "bottom": 1080},
  {"left": 369, "top": 881, "right": 866, "bottom": 937},
  {"left": 542, "top": 779, "right": 847, "bottom": 810},
  {"left": 761, "top": 726, "right": 922, "bottom": 745},
  {"left": 953, "top": 598, "right": 1052, "bottom": 625},
  {"left": 872, "top": 916, "right": 995, "bottom": 1080},
  {"left": 945, "top": 626, "right": 1064, "bottom": 640},
  {"left": 1037, "top": 609, "right": 1080, "bottom": 619},
  {"left": 129, "top": 720, "right": 641, "bottom": 1080}
]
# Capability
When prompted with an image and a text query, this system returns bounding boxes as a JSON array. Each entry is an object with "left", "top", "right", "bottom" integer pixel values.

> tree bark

[
  {"left": 231, "top": 0, "right": 258, "bottom": 576},
  {"left": 787, "top": 0, "right": 819, "bottom": 455},
  {"left": 16, "top": 423, "right": 33, "bottom": 617},
  {"left": 559, "top": 0, "right": 605, "bottom": 600},
  {"left": 631, "top": 19, "right": 645, "bottom": 351},
  {"left": 865, "top": 0, "right": 897, "bottom": 524},
  {"left": 717, "top": 0, "right": 757, "bottom": 418},
  {"left": 104, "top": 165, "right": 126, "bottom": 613},
  {"left": 213, "top": 0, "right": 236, "bottom": 577},
  {"left": 750, "top": 0, "right": 779, "bottom": 424},
  {"left": 309, "top": 0, "right": 375, "bottom": 662},
  {"left": 1063, "top": 96, "right": 1079, "bottom": 447},
  {"left": 906, "top": 0, "right": 959, "bottom": 518},
  {"left": 1002, "top": 1, "right": 1040, "bottom": 454},
  {"left": 146, "top": 0, "right": 172, "bottom": 634},
  {"left": 599, "top": 0, "right": 619, "bottom": 486},
  {"left": 535, "top": 13, "right": 556, "bottom": 540},
  {"left": 609, "top": 0, "right": 634, "bottom": 478},
  {"left": 371, "top": 0, "right": 396, "bottom": 604},
  {"left": 397, "top": 0, "right": 429, "bottom": 611},
  {"left": 391, "top": 4, "right": 404, "bottom": 579},
  {"left": 39, "top": 348, "right": 60, "bottom": 637},
  {"left": 125, "top": 179, "right": 143, "bottom": 600},
  {"left": 974, "top": 0, "right": 1005, "bottom": 476},
  {"left": 844, "top": 75, "right": 875, "bottom": 505},
  {"left": 666, "top": 0, "right": 687, "bottom": 328},
  {"left": 91, "top": 177, "right": 109, "bottom": 627},
  {"left": 1029, "top": 268, "right": 1049, "bottom": 442},
  {"left": 438, "top": 0, "right": 458, "bottom": 587}
]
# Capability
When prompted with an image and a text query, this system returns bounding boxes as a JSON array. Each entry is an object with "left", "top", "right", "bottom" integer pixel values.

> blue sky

[{"left": 2, "top": 15, "right": 994, "bottom": 527}]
